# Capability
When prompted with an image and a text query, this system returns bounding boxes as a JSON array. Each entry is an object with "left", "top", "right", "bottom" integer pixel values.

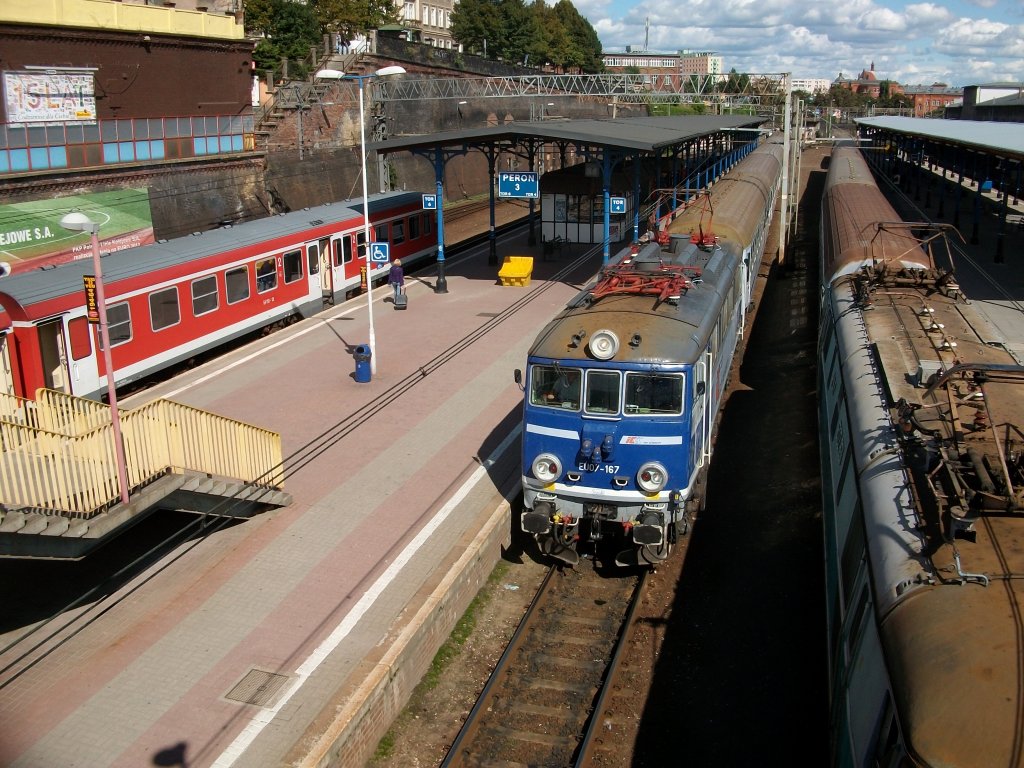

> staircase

[{"left": 0, "top": 390, "right": 291, "bottom": 559}]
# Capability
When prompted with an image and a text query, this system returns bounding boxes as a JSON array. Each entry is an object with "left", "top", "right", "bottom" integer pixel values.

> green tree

[
  {"left": 450, "top": 0, "right": 504, "bottom": 57},
  {"left": 246, "top": 0, "right": 321, "bottom": 75},
  {"left": 308, "top": 0, "right": 399, "bottom": 40},
  {"left": 552, "top": 0, "right": 601, "bottom": 73}
]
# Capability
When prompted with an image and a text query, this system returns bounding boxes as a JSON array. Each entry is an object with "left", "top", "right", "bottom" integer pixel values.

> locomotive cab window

[
  {"left": 150, "top": 287, "right": 180, "bottom": 332},
  {"left": 530, "top": 365, "right": 581, "bottom": 410},
  {"left": 255, "top": 258, "right": 277, "bottom": 293},
  {"left": 585, "top": 370, "right": 621, "bottom": 415},
  {"left": 624, "top": 373, "right": 683, "bottom": 415},
  {"left": 225, "top": 265, "right": 250, "bottom": 304}
]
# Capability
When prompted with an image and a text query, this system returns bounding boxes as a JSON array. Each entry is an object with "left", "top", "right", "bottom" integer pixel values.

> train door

[
  {"left": 329, "top": 236, "right": 347, "bottom": 297},
  {"left": 0, "top": 331, "right": 14, "bottom": 397},
  {"left": 36, "top": 318, "right": 71, "bottom": 394},
  {"left": 341, "top": 231, "right": 366, "bottom": 285},
  {"left": 690, "top": 356, "right": 710, "bottom": 470},
  {"left": 305, "top": 239, "right": 324, "bottom": 304}
]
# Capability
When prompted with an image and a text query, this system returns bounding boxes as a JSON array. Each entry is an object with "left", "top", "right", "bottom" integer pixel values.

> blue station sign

[
  {"left": 369, "top": 242, "right": 390, "bottom": 264},
  {"left": 422, "top": 194, "right": 437, "bottom": 209},
  {"left": 498, "top": 172, "right": 539, "bottom": 199},
  {"left": 610, "top": 196, "right": 627, "bottom": 214}
]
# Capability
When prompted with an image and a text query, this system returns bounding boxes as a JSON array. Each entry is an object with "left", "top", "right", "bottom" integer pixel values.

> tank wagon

[
  {"left": 819, "top": 146, "right": 1024, "bottom": 766},
  {"left": 516, "top": 140, "right": 784, "bottom": 567}
]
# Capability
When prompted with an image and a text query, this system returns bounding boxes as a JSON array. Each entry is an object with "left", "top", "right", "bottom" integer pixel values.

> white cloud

[{"left": 588, "top": 0, "right": 1022, "bottom": 84}]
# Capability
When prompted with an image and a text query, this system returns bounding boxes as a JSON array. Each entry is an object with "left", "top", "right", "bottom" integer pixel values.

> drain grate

[{"left": 225, "top": 668, "right": 290, "bottom": 707}]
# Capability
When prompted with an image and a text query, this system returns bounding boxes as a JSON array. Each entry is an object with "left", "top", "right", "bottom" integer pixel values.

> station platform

[
  {"left": 0, "top": 221, "right": 602, "bottom": 768},
  {"left": 2, "top": 161, "right": 1023, "bottom": 768}
]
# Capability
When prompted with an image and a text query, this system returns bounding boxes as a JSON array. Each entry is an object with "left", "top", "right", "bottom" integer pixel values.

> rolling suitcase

[{"left": 394, "top": 288, "right": 408, "bottom": 310}]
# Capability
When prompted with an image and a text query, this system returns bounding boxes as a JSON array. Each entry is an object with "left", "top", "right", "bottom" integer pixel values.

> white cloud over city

[{"left": 577, "top": 0, "right": 1023, "bottom": 85}]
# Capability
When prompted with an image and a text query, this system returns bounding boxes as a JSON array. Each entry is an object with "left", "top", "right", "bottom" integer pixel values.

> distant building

[
  {"left": 678, "top": 50, "right": 723, "bottom": 78},
  {"left": 791, "top": 78, "right": 831, "bottom": 94},
  {"left": 399, "top": 0, "right": 456, "bottom": 49},
  {"left": 834, "top": 63, "right": 889, "bottom": 97},
  {"left": 902, "top": 84, "right": 962, "bottom": 117},
  {"left": 601, "top": 47, "right": 723, "bottom": 90},
  {"left": 946, "top": 83, "right": 1024, "bottom": 121}
]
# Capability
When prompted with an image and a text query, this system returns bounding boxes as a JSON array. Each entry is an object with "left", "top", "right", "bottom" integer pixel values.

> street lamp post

[
  {"left": 59, "top": 212, "right": 130, "bottom": 505},
  {"left": 315, "top": 65, "right": 406, "bottom": 376}
]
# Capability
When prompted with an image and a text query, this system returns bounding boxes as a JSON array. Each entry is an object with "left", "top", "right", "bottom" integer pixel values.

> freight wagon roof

[
  {"left": 375, "top": 115, "right": 765, "bottom": 155},
  {"left": 0, "top": 191, "right": 419, "bottom": 309}
]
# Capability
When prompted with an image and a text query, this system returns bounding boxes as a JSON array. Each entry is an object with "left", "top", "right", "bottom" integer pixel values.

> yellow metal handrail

[{"left": 0, "top": 391, "right": 285, "bottom": 518}]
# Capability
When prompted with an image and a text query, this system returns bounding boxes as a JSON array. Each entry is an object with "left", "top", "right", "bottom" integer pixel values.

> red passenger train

[{"left": 0, "top": 191, "right": 436, "bottom": 401}]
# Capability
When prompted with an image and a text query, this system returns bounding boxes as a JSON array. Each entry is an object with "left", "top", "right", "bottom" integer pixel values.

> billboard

[
  {"left": 0, "top": 189, "right": 155, "bottom": 273},
  {"left": 3, "top": 70, "right": 97, "bottom": 125}
]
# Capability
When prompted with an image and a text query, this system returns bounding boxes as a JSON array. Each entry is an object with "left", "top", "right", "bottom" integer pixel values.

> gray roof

[
  {"left": 855, "top": 117, "right": 1024, "bottom": 160},
  {"left": 374, "top": 115, "right": 765, "bottom": 156}
]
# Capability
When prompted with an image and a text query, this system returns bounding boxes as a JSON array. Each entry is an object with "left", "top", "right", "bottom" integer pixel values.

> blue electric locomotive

[{"left": 516, "top": 140, "right": 784, "bottom": 567}]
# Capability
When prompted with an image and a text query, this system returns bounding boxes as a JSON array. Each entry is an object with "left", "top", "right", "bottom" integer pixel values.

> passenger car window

[
  {"left": 256, "top": 258, "right": 277, "bottom": 293},
  {"left": 150, "top": 287, "right": 180, "bottom": 331},
  {"left": 191, "top": 275, "right": 218, "bottom": 317},
  {"left": 226, "top": 266, "right": 249, "bottom": 304}
]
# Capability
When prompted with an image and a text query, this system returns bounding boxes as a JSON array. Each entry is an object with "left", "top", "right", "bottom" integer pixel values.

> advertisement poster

[
  {"left": 0, "top": 189, "right": 155, "bottom": 273},
  {"left": 3, "top": 70, "right": 97, "bottom": 125}
]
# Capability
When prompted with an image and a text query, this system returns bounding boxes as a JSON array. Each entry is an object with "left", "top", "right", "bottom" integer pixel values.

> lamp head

[
  {"left": 314, "top": 68, "right": 345, "bottom": 79},
  {"left": 60, "top": 211, "right": 99, "bottom": 234},
  {"left": 373, "top": 65, "right": 406, "bottom": 78}
]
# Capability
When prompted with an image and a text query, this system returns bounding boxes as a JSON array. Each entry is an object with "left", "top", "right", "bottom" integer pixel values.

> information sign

[
  {"left": 498, "top": 172, "right": 539, "bottom": 199},
  {"left": 369, "top": 242, "right": 390, "bottom": 264},
  {"left": 422, "top": 194, "right": 437, "bottom": 209},
  {"left": 610, "top": 197, "right": 627, "bottom": 214}
]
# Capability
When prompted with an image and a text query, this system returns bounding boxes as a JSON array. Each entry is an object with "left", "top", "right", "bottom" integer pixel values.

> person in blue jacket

[{"left": 388, "top": 258, "right": 404, "bottom": 301}]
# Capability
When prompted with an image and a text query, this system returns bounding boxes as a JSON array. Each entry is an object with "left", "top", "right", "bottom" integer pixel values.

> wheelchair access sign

[
  {"left": 498, "top": 172, "right": 539, "bottom": 199},
  {"left": 369, "top": 242, "right": 390, "bottom": 264}
]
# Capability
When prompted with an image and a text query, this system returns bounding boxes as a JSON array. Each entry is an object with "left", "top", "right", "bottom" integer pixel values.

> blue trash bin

[{"left": 354, "top": 344, "right": 372, "bottom": 383}]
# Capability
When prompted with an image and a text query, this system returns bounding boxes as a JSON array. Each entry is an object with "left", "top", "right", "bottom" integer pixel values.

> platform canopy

[
  {"left": 373, "top": 114, "right": 768, "bottom": 156},
  {"left": 857, "top": 117, "right": 1024, "bottom": 163}
]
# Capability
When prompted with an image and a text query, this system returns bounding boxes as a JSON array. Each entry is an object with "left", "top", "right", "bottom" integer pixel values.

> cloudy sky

[{"left": 578, "top": 0, "right": 1023, "bottom": 87}]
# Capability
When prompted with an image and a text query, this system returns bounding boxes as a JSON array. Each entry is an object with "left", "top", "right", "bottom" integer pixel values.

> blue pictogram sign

[
  {"left": 610, "top": 197, "right": 627, "bottom": 214},
  {"left": 370, "top": 242, "right": 390, "bottom": 264},
  {"left": 498, "top": 172, "right": 539, "bottom": 199},
  {"left": 422, "top": 194, "right": 437, "bottom": 209}
]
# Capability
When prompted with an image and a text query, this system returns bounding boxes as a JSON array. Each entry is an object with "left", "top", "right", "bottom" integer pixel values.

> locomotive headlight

[
  {"left": 588, "top": 329, "right": 620, "bottom": 360},
  {"left": 636, "top": 462, "right": 668, "bottom": 494},
  {"left": 532, "top": 453, "right": 563, "bottom": 484}
]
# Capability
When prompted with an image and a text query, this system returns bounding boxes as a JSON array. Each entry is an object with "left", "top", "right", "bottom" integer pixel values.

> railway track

[{"left": 441, "top": 564, "right": 647, "bottom": 767}]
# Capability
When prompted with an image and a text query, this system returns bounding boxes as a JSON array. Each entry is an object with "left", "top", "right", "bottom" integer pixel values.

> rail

[
  {"left": 441, "top": 565, "right": 646, "bottom": 767},
  {"left": 0, "top": 390, "right": 284, "bottom": 518}
]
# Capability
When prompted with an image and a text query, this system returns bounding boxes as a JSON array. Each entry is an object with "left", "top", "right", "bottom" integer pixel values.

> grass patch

[{"left": 369, "top": 560, "right": 512, "bottom": 762}]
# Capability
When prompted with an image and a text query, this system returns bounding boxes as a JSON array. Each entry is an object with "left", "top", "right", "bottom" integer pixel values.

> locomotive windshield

[
  {"left": 530, "top": 365, "right": 582, "bottom": 409},
  {"left": 585, "top": 370, "right": 620, "bottom": 414},
  {"left": 531, "top": 365, "right": 684, "bottom": 417},
  {"left": 624, "top": 373, "right": 683, "bottom": 415}
]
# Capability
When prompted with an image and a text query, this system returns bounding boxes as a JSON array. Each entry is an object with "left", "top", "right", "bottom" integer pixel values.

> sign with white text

[{"left": 498, "top": 172, "right": 539, "bottom": 199}]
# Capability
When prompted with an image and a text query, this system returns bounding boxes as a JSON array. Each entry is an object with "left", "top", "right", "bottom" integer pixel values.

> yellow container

[{"left": 498, "top": 255, "right": 534, "bottom": 287}]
